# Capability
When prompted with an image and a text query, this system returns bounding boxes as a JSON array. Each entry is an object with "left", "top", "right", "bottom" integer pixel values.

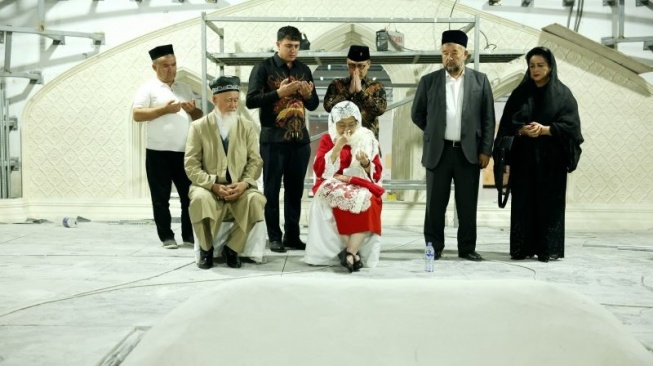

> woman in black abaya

[{"left": 493, "top": 47, "right": 584, "bottom": 262}]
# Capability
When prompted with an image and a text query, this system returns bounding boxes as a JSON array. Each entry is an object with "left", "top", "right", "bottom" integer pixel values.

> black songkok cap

[
  {"left": 210, "top": 76, "right": 240, "bottom": 95},
  {"left": 347, "top": 45, "right": 370, "bottom": 62},
  {"left": 441, "top": 30, "right": 468, "bottom": 48},
  {"left": 149, "top": 44, "right": 174, "bottom": 61}
]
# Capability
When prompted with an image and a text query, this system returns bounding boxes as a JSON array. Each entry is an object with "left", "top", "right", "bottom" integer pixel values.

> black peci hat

[
  {"left": 149, "top": 44, "right": 174, "bottom": 60},
  {"left": 441, "top": 30, "right": 468, "bottom": 48},
  {"left": 347, "top": 45, "right": 370, "bottom": 62}
]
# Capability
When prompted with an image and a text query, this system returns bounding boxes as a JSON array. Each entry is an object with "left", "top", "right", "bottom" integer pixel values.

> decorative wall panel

[{"left": 19, "top": 0, "right": 653, "bottom": 225}]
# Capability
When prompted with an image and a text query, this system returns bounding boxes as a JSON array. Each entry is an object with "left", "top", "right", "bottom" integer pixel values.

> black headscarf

[{"left": 493, "top": 46, "right": 584, "bottom": 173}]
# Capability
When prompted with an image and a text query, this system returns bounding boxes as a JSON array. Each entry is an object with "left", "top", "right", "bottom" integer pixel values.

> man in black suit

[{"left": 411, "top": 30, "right": 495, "bottom": 261}]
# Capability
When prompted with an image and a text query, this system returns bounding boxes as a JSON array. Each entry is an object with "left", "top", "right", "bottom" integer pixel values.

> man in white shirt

[
  {"left": 133, "top": 44, "right": 203, "bottom": 249},
  {"left": 411, "top": 30, "right": 496, "bottom": 261}
]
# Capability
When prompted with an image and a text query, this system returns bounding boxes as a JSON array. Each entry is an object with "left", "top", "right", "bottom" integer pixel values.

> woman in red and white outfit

[{"left": 303, "top": 101, "right": 383, "bottom": 272}]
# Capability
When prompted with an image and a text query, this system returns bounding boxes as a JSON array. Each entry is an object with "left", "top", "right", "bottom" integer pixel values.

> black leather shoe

[
  {"left": 222, "top": 245, "right": 242, "bottom": 268},
  {"left": 269, "top": 240, "right": 286, "bottom": 253},
  {"left": 434, "top": 250, "right": 443, "bottom": 260},
  {"left": 459, "top": 251, "right": 483, "bottom": 261},
  {"left": 353, "top": 253, "right": 363, "bottom": 271},
  {"left": 198, "top": 247, "right": 213, "bottom": 269},
  {"left": 282, "top": 236, "right": 306, "bottom": 250},
  {"left": 338, "top": 249, "right": 355, "bottom": 273}
]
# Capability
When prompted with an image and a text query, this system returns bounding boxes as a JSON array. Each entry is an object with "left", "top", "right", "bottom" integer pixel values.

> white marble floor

[{"left": 0, "top": 220, "right": 652, "bottom": 365}]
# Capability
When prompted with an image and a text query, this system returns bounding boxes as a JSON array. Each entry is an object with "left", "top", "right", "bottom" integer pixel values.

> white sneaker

[
  {"left": 181, "top": 241, "right": 194, "bottom": 248},
  {"left": 162, "top": 239, "right": 179, "bottom": 249}
]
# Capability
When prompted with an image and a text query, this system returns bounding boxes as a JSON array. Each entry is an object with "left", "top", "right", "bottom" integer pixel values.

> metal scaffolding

[
  {"left": 602, "top": 0, "right": 653, "bottom": 52},
  {"left": 199, "top": 14, "right": 526, "bottom": 113},
  {"left": 0, "top": 0, "right": 105, "bottom": 199}
]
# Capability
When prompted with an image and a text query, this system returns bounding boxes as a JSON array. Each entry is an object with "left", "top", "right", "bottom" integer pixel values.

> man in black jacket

[
  {"left": 411, "top": 30, "right": 496, "bottom": 261},
  {"left": 246, "top": 25, "right": 319, "bottom": 253}
]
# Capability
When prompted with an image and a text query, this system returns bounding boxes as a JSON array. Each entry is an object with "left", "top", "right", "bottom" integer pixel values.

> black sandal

[
  {"left": 353, "top": 253, "right": 363, "bottom": 272},
  {"left": 338, "top": 249, "right": 355, "bottom": 273}
]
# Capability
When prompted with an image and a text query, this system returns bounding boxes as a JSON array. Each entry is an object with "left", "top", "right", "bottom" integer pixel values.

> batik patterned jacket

[
  {"left": 246, "top": 53, "right": 319, "bottom": 144},
  {"left": 323, "top": 77, "right": 387, "bottom": 139}
]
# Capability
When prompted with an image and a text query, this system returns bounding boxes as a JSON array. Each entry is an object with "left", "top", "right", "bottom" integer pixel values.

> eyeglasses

[
  {"left": 336, "top": 123, "right": 357, "bottom": 129},
  {"left": 347, "top": 63, "right": 368, "bottom": 70}
]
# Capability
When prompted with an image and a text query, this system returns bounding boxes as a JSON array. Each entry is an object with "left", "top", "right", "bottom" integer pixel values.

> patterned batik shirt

[
  {"left": 246, "top": 53, "right": 319, "bottom": 144},
  {"left": 323, "top": 77, "right": 387, "bottom": 139}
]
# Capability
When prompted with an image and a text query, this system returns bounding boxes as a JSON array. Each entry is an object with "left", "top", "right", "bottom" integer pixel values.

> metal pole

[
  {"left": 37, "top": 0, "right": 46, "bottom": 31},
  {"left": 473, "top": 14, "right": 480, "bottom": 70},
  {"left": 4, "top": 81, "right": 10, "bottom": 198},
  {"left": 218, "top": 26, "right": 224, "bottom": 77},
  {"left": 618, "top": 0, "right": 625, "bottom": 41},
  {"left": 0, "top": 79, "right": 8, "bottom": 198},
  {"left": 201, "top": 12, "right": 208, "bottom": 114},
  {"left": 3, "top": 31, "right": 10, "bottom": 73}
]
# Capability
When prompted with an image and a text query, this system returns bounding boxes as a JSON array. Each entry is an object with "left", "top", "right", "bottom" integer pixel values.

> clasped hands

[
  {"left": 279, "top": 78, "right": 314, "bottom": 99},
  {"left": 164, "top": 99, "right": 196, "bottom": 114},
  {"left": 348, "top": 71, "right": 363, "bottom": 94},
  {"left": 212, "top": 182, "right": 247, "bottom": 201},
  {"left": 519, "top": 122, "right": 549, "bottom": 138}
]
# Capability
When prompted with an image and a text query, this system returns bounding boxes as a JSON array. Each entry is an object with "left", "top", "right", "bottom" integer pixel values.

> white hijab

[{"left": 327, "top": 101, "right": 379, "bottom": 171}]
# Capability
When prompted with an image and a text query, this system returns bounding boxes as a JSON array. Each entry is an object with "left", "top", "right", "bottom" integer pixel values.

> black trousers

[
  {"left": 424, "top": 144, "right": 480, "bottom": 254},
  {"left": 145, "top": 149, "right": 193, "bottom": 243},
  {"left": 260, "top": 142, "right": 310, "bottom": 242}
]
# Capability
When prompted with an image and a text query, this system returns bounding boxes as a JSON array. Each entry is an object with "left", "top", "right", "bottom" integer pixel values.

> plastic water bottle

[
  {"left": 62, "top": 217, "right": 78, "bottom": 228},
  {"left": 425, "top": 242, "right": 435, "bottom": 272}
]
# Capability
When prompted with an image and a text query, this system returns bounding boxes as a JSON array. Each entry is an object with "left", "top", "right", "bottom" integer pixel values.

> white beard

[
  {"left": 221, "top": 111, "right": 237, "bottom": 132},
  {"left": 215, "top": 110, "right": 238, "bottom": 139}
]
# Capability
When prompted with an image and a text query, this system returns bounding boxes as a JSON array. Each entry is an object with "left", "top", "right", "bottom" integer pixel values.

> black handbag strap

[
  {"left": 498, "top": 179, "right": 511, "bottom": 208},
  {"left": 496, "top": 136, "right": 514, "bottom": 209}
]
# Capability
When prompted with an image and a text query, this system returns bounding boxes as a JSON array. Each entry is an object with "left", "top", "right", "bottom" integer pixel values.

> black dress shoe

[
  {"left": 434, "top": 250, "right": 443, "bottom": 260},
  {"left": 459, "top": 251, "right": 483, "bottom": 261},
  {"left": 198, "top": 247, "right": 214, "bottom": 269},
  {"left": 269, "top": 240, "right": 286, "bottom": 253},
  {"left": 282, "top": 236, "right": 306, "bottom": 250},
  {"left": 222, "top": 245, "right": 242, "bottom": 268},
  {"left": 353, "top": 253, "right": 363, "bottom": 271},
  {"left": 337, "top": 249, "right": 355, "bottom": 273}
]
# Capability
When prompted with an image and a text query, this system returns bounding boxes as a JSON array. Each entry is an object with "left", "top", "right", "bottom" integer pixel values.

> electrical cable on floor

[
  {"left": 0, "top": 260, "right": 194, "bottom": 319},
  {"left": 640, "top": 275, "right": 653, "bottom": 293},
  {"left": 486, "top": 260, "right": 538, "bottom": 279},
  {"left": 381, "top": 238, "right": 539, "bottom": 279},
  {"left": 0, "top": 258, "right": 334, "bottom": 319},
  {"left": 600, "top": 303, "right": 653, "bottom": 309}
]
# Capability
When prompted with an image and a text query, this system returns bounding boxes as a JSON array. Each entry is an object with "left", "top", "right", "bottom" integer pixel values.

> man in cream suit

[
  {"left": 411, "top": 30, "right": 496, "bottom": 261},
  {"left": 185, "top": 76, "right": 266, "bottom": 269}
]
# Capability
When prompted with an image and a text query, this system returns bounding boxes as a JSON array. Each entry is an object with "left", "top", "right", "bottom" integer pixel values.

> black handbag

[{"left": 495, "top": 135, "right": 514, "bottom": 208}]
